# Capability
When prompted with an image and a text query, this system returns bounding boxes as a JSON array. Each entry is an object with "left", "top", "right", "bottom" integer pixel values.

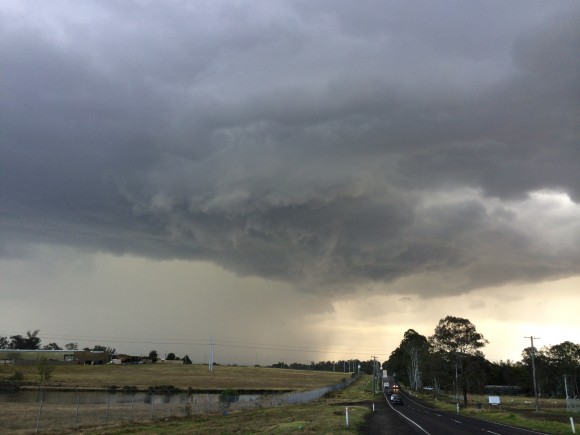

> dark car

[{"left": 392, "top": 395, "right": 404, "bottom": 405}]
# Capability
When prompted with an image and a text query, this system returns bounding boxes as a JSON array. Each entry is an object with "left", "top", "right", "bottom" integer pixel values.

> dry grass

[
  {"left": 0, "top": 366, "right": 367, "bottom": 434},
  {"left": 81, "top": 375, "right": 375, "bottom": 434},
  {"left": 0, "top": 364, "right": 351, "bottom": 391},
  {"left": 85, "top": 400, "right": 370, "bottom": 435}
]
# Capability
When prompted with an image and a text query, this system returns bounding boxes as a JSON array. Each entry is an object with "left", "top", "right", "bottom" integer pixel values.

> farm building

[{"left": 0, "top": 349, "right": 110, "bottom": 365}]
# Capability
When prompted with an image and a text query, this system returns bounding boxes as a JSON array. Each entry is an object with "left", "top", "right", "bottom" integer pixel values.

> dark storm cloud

[{"left": 1, "top": 1, "right": 579, "bottom": 294}]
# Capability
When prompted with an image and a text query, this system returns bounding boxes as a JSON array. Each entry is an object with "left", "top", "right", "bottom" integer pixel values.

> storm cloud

[{"left": 2, "top": 0, "right": 579, "bottom": 296}]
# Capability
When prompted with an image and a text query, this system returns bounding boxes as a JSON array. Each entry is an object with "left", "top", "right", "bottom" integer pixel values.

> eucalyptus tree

[
  {"left": 402, "top": 329, "right": 430, "bottom": 390},
  {"left": 429, "top": 316, "right": 488, "bottom": 405},
  {"left": 387, "top": 329, "right": 430, "bottom": 390},
  {"left": 545, "top": 341, "right": 580, "bottom": 397}
]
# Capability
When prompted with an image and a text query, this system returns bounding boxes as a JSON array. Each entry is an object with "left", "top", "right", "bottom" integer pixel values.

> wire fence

[
  {"left": 0, "top": 377, "right": 356, "bottom": 433},
  {"left": 567, "top": 397, "right": 579, "bottom": 413}
]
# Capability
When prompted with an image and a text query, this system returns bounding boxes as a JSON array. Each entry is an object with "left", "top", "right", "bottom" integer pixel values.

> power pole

[
  {"left": 371, "top": 356, "right": 377, "bottom": 395},
  {"left": 525, "top": 336, "right": 540, "bottom": 411},
  {"left": 209, "top": 336, "right": 215, "bottom": 372}
]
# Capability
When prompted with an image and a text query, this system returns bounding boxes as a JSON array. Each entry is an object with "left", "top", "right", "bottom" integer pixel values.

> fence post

[
  {"left": 105, "top": 391, "right": 111, "bottom": 423},
  {"left": 74, "top": 387, "right": 80, "bottom": 429},
  {"left": 345, "top": 406, "right": 349, "bottom": 427}
]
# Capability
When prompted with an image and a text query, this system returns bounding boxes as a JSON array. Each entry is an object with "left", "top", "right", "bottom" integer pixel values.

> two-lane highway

[{"left": 380, "top": 389, "right": 547, "bottom": 435}]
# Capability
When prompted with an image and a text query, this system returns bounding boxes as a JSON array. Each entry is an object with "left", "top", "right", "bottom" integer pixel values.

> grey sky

[{"left": 1, "top": 1, "right": 579, "bottom": 362}]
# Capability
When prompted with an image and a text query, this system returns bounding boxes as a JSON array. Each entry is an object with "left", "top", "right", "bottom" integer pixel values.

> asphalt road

[{"left": 361, "top": 388, "right": 548, "bottom": 435}]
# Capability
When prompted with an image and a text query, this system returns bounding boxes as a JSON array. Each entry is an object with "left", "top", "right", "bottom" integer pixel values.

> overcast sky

[{"left": 1, "top": 0, "right": 579, "bottom": 365}]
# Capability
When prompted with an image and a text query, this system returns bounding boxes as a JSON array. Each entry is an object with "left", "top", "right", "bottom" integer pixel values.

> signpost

[{"left": 488, "top": 396, "right": 501, "bottom": 410}]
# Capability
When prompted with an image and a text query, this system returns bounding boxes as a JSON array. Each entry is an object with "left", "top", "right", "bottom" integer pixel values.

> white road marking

[{"left": 383, "top": 390, "right": 431, "bottom": 435}]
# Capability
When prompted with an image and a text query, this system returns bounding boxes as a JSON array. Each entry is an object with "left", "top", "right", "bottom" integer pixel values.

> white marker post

[
  {"left": 345, "top": 407, "right": 349, "bottom": 427},
  {"left": 373, "top": 402, "right": 375, "bottom": 412},
  {"left": 571, "top": 417, "right": 576, "bottom": 434}
]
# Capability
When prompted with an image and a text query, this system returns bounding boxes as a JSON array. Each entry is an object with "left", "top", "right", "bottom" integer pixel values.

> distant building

[{"left": 0, "top": 349, "right": 110, "bottom": 365}]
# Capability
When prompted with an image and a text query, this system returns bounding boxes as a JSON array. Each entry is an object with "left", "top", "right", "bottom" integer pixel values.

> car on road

[{"left": 392, "top": 395, "right": 404, "bottom": 405}]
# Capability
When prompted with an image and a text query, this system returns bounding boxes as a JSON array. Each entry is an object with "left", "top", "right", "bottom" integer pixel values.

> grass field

[
  {"left": 0, "top": 363, "right": 352, "bottom": 391},
  {"left": 82, "top": 374, "right": 376, "bottom": 434},
  {"left": 0, "top": 365, "right": 374, "bottom": 434}
]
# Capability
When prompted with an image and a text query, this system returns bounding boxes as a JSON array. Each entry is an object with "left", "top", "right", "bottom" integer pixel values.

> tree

[
  {"left": 423, "top": 349, "right": 452, "bottom": 396},
  {"left": 402, "top": 329, "right": 429, "bottom": 390},
  {"left": 65, "top": 343, "right": 78, "bottom": 350},
  {"left": 166, "top": 352, "right": 176, "bottom": 361},
  {"left": 487, "top": 360, "right": 528, "bottom": 392},
  {"left": 42, "top": 343, "right": 62, "bottom": 350},
  {"left": 430, "top": 316, "right": 488, "bottom": 405},
  {"left": 387, "top": 329, "right": 430, "bottom": 391},
  {"left": 0, "top": 336, "right": 9, "bottom": 349},
  {"left": 10, "top": 330, "right": 41, "bottom": 349},
  {"left": 37, "top": 358, "right": 54, "bottom": 382},
  {"left": 149, "top": 350, "right": 159, "bottom": 363},
  {"left": 539, "top": 341, "right": 580, "bottom": 397}
]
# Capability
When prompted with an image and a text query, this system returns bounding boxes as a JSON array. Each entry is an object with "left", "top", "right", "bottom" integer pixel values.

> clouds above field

[{"left": 1, "top": 0, "right": 579, "bottom": 298}]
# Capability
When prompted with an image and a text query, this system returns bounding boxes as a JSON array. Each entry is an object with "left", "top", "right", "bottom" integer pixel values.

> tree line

[
  {"left": 386, "top": 315, "right": 580, "bottom": 404},
  {"left": 1, "top": 330, "right": 381, "bottom": 374},
  {"left": 266, "top": 359, "right": 377, "bottom": 374},
  {"left": 0, "top": 330, "right": 115, "bottom": 354}
]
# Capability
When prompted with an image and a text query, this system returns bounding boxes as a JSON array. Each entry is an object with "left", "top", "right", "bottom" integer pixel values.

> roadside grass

[
  {"left": 414, "top": 392, "right": 578, "bottom": 435},
  {"left": 0, "top": 364, "right": 351, "bottom": 391},
  {"left": 78, "top": 375, "right": 375, "bottom": 434}
]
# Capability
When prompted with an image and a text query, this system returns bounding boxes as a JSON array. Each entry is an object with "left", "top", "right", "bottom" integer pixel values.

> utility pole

[
  {"left": 371, "top": 356, "right": 377, "bottom": 395},
  {"left": 209, "top": 336, "right": 215, "bottom": 372},
  {"left": 525, "top": 336, "right": 540, "bottom": 411}
]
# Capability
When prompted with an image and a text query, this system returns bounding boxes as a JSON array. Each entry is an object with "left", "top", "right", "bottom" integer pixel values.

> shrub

[
  {"left": 219, "top": 388, "right": 240, "bottom": 405},
  {"left": 37, "top": 358, "right": 54, "bottom": 382},
  {"left": 9, "top": 371, "right": 24, "bottom": 382}
]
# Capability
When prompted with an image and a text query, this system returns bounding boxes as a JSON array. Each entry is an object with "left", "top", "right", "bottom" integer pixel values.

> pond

[{"left": 0, "top": 389, "right": 262, "bottom": 406}]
